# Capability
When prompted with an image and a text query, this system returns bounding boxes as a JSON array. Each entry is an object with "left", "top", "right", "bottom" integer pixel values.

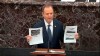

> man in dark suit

[
  {"left": 32, "top": 19, "right": 64, "bottom": 49},
  {"left": 26, "top": 3, "right": 79, "bottom": 49}
]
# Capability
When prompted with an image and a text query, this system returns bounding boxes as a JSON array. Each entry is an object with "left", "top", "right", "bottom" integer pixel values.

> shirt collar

[{"left": 44, "top": 19, "right": 53, "bottom": 27}]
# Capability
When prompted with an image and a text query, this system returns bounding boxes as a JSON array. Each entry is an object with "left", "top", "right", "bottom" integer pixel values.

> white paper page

[
  {"left": 96, "top": 0, "right": 100, "bottom": 2},
  {"left": 64, "top": 26, "right": 77, "bottom": 43},
  {"left": 61, "top": 0, "right": 75, "bottom": 2},
  {"left": 29, "top": 27, "right": 43, "bottom": 45}
]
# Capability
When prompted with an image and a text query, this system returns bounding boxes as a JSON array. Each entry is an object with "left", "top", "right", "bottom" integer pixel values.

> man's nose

[{"left": 48, "top": 14, "right": 51, "bottom": 16}]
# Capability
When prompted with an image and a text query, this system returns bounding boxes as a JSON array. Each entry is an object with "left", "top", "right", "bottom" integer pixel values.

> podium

[{"left": 30, "top": 48, "right": 66, "bottom": 56}]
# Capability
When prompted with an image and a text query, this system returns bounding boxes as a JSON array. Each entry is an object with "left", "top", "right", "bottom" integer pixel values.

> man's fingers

[
  {"left": 75, "top": 33, "right": 79, "bottom": 39},
  {"left": 25, "top": 35, "right": 32, "bottom": 42}
]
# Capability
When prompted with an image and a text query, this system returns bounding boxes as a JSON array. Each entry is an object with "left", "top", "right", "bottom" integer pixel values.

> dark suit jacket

[{"left": 32, "top": 19, "right": 64, "bottom": 49}]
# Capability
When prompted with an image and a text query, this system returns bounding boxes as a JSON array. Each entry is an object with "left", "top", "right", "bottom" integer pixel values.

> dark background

[{"left": 0, "top": 2, "right": 99, "bottom": 51}]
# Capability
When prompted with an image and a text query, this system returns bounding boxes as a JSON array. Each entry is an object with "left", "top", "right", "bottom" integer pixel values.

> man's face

[{"left": 42, "top": 6, "right": 54, "bottom": 23}]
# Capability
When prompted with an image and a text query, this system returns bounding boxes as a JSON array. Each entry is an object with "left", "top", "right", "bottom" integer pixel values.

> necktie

[{"left": 47, "top": 25, "right": 52, "bottom": 41}]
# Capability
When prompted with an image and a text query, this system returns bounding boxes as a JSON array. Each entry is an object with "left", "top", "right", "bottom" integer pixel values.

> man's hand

[
  {"left": 25, "top": 35, "right": 32, "bottom": 42},
  {"left": 75, "top": 33, "right": 79, "bottom": 39}
]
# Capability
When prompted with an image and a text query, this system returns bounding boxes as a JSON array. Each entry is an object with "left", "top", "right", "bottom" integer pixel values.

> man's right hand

[{"left": 25, "top": 35, "right": 32, "bottom": 42}]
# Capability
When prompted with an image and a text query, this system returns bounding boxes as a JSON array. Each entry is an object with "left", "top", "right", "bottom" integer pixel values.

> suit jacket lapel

[
  {"left": 42, "top": 19, "right": 57, "bottom": 41},
  {"left": 41, "top": 19, "right": 49, "bottom": 40},
  {"left": 53, "top": 19, "right": 57, "bottom": 39}
]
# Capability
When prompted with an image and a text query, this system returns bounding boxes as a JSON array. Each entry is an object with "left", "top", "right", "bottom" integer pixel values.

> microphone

[{"left": 48, "top": 37, "right": 50, "bottom": 52}]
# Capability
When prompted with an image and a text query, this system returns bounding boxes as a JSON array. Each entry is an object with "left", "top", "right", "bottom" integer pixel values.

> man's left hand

[{"left": 75, "top": 33, "right": 79, "bottom": 39}]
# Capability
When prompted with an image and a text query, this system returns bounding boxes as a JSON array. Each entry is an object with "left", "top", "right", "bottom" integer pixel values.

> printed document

[
  {"left": 29, "top": 27, "right": 43, "bottom": 45},
  {"left": 64, "top": 26, "right": 77, "bottom": 43}
]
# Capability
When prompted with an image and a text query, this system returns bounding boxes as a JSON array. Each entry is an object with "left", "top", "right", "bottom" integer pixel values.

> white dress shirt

[{"left": 44, "top": 19, "right": 53, "bottom": 36}]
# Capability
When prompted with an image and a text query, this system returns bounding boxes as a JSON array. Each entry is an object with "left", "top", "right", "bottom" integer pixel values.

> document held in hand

[
  {"left": 29, "top": 27, "right": 43, "bottom": 45},
  {"left": 64, "top": 26, "right": 77, "bottom": 43}
]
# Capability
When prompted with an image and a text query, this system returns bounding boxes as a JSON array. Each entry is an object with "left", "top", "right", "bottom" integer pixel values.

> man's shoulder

[
  {"left": 54, "top": 19, "right": 63, "bottom": 25},
  {"left": 33, "top": 19, "right": 44, "bottom": 28},
  {"left": 35, "top": 19, "right": 44, "bottom": 24}
]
